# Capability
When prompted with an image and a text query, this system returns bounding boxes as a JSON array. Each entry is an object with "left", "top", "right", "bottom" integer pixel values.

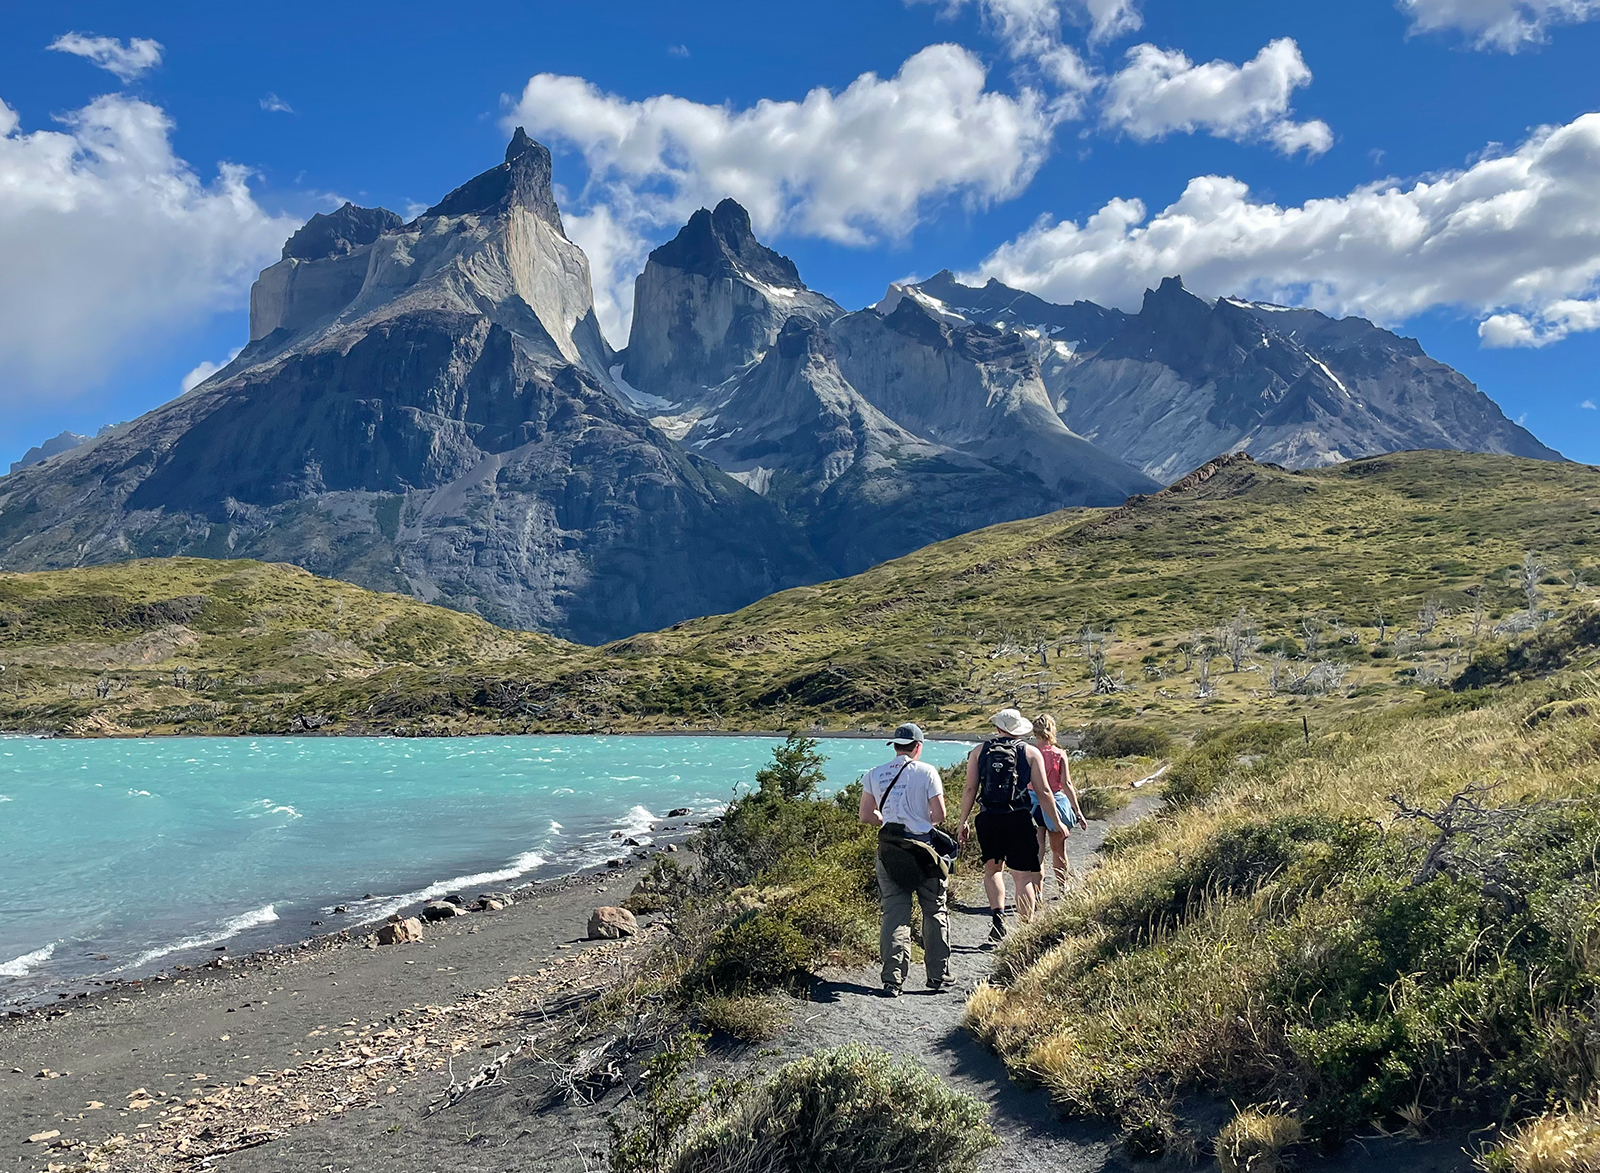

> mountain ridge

[{"left": 0, "top": 130, "right": 1565, "bottom": 644}]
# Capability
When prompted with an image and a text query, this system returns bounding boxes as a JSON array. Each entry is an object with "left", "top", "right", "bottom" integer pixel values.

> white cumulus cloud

[
  {"left": 47, "top": 33, "right": 163, "bottom": 82},
  {"left": 259, "top": 93, "right": 293, "bottom": 114},
  {"left": 1102, "top": 38, "right": 1332, "bottom": 157},
  {"left": 0, "top": 93, "right": 299, "bottom": 407},
  {"left": 971, "top": 112, "right": 1600, "bottom": 347},
  {"left": 180, "top": 347, "right": 243, "bottom": 393},
  {"left": 1399, "top": 0, "right": 1600, "bottom": 50},
  {"left": 917, "top": 0, "right": 1142, "bottom": 49},
  {"left": 508, "top": 44, "right": 1059, "bottom": 338}
]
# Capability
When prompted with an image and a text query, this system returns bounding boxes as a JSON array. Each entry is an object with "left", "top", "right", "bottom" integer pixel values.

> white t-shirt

[{"left": 863, "top": 756, "right": 944, "bottom": 836}]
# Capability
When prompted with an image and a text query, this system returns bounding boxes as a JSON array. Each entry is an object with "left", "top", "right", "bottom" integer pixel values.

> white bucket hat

[{"left": 991, "top": 708, "right": 1033, "bottom": 737}]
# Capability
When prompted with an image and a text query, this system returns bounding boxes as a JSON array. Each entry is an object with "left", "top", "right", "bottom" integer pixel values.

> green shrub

[
  {"left": 1163, "top": 722, "right": 1300, "bottom": 807},
  {"left": 755, "top": 733, "right": 828, "bottom": 800},
  {"left": 1081, "top": 721, "right": 1172, "bottom": 759},
  {"left": 692, "top": 911, "right": 815, "bottom": 993},
  {"left": 670, "top": 1045, "right": 996, "bottom": 1173},
  {"left": 1456, "top": 605, "right": 1600, "bottom": 690},
  {"left": 1078, "top": 785, "right": 1133, "bottom": 820},
  {"left": 608, "top": 1032, "right": 718, "bottom": 1173}
]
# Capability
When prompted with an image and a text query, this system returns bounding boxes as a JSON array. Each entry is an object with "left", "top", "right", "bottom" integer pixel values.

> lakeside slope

[{"left": 3, "top": 449, "right": 1598, "bottom": 740}]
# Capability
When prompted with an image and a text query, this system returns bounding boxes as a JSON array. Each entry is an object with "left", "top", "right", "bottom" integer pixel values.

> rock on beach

[
  {"left": 587, "top": 906, "right": 638, "bottom": 940},
  {"left": 377, "top": 917, "right": 423, "bottom": 945}
]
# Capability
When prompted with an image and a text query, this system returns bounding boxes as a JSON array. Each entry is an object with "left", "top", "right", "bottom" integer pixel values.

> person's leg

[
  {"left": 875, "top": 857, "right": 913, "bottom": 992},
  {"left": 1035, "top": 824, "right": 1048, "bottom": 895},
  {"left": 1016, "top": 870, "right": 1042, "bottom": 922},
  {"left": 1010, "top": 810, "right": 1044, "bottom": 923},
  {"left": 918, "top": 874, "right": 951, "bottom": 987},
  {"left": 1050, "top": 829, "right": 1070, "bottom": 895},
  {"left": 983, "top": 859, "right": 1006, "bottom": 911}
]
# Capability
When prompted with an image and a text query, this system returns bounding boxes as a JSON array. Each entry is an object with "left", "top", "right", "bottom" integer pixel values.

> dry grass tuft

[
  {"left": 1216, "top": 1107, "right": 1303, "bottom": 1173},
  {"left": 693, "top": 994, "right": 789, "bottom": 1042},
  {"left": 1487, "top": 1098, "right": 1600, "bottom": 1173}
]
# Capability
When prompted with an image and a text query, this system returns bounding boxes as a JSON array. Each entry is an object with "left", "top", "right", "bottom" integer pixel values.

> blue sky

[{"left": 2, "top": 0, "right": 1599, "bottom": 468}]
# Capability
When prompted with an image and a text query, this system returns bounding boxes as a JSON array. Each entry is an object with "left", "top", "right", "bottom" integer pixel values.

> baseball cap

[{"left": 889, "top": 722, "right": 925, "bottom": 747}]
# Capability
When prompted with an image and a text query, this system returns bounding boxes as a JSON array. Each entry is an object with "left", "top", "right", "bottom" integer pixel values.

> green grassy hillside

[
  {"left": 1, "top": 450, "right": 1597, "bottom": 736},
  {"left": 0, "top": 558, "right": 559, "bottom": 734}
]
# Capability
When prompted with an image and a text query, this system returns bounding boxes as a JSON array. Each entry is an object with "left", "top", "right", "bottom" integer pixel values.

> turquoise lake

[{"left": 0, "top": 735, "right": 972, "bottom": 1006}]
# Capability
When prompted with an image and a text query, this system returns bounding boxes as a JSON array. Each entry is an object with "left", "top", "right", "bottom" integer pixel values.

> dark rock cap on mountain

[
  {"left": 622, "top": 198, "right": 842, "bottom": 405},
  {"left": 424, "top": 127, "right": 565, "bottom": 230},
  {"left": 282, "top": 203, "right": 403, "bottom": 262}
]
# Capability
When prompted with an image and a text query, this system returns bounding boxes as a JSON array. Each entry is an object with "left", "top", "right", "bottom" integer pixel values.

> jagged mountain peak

[
  {"left": 282, "top": 202, "right": 402, "bottom": 262},
  {"left": 649, "top": 197, "right": 805, "bottom": 289},
  {"left": 423, "top": 127, "right": 563, "bottom": 231},
  {"left": 623, "top": 200, "right": 841, "bottom": 405}
]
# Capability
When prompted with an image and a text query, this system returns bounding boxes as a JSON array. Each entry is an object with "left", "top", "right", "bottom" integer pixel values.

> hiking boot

[
  {"left": 882, "top": 984, "right": 903, "bottom": 998},
  {"left": 927, "top": 976, "right": 955, "bottom": 993},
  {"left": 988, "top": 914, "right": 1008, "bottom": 944}
]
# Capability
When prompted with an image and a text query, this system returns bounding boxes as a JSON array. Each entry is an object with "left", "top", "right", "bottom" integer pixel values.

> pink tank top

[{"left": 1038, "top": 744, "right": 1068, "bottom": 793}]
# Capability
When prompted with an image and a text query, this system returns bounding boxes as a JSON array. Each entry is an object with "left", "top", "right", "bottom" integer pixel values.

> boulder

[
  {"left": 666, "top": 807, "right": 691, "bottom": 818},
  {"left": 421, "top": 901, "right": 463, "bottom": 922},
  {"left": 442, "top": 893, "right": 464, "bottom": 906},
  {"left": 377, "top": 916, "right": 423, "bottom": 945},
  {"left": 664, "top": 843, "right": 679, "bottom": 853},
  {"left": 587, "top": 906, "right": 638, "bottom": 940},
  {"left": 623, "top": 836, "right": 641, "bottom": 847}
]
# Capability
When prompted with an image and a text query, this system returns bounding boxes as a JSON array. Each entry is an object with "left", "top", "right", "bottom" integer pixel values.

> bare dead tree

[
  {"left": 1468, "top": 587, "right": 1486, "bottom": 642},
  {"left": 1268, "top": 650, "right": 1287, "bottom": 696},
  {"left": 1195, "top": 646, "right": 1214, "bottom": 699},
  {"left": 1417, "top": 598, "right": 1441, "bottom": 639},
  {"left": 1521, "top": 551, "right": 1549, "bottom": 623},
  {"left": 1219, "top": 607, "right": 1255, "bottom": 672},
  {"left": 1300, "top": 616, "right": 1323, "bottom": 659},
  {"left": 1375, "top": 601, "right": 1389, "bottom": 645}
]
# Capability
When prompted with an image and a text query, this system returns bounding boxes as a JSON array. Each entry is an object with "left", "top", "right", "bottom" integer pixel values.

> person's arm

[
  {"left": 859, "top": 781, "right": 884, "bottom": 828},
  {"left": 1029, "top": 746, "right": 1063, "bottom": 833},
  {"left": 927, "top": 766, "right": 948, "bottom": 826},
  {"left": 1061, "top": 753, "right": 1087, "bottom": 825},
  {"left": 957, "top": 748, "right": 979, "bottom": 843}
]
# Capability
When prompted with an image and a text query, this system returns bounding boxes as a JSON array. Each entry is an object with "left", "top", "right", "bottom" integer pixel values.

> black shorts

[{"left": 976, "top": 808, "right": 1041, "bottom": 872}]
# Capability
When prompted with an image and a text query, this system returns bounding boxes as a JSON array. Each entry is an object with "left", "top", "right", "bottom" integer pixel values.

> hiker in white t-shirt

[{"left": 858, "top": 723, "right": 952, "bottom": 996}]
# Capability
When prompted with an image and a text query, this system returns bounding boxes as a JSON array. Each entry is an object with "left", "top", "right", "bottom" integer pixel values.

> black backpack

[{"left": 978, "top": 737, "right": 1031, "bottom": 812}]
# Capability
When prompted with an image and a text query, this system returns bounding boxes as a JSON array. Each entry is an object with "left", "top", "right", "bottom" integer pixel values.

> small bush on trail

[
  {"left": 693, "top": 994, "right": 789, "bottom": 1042},
  {"left": 669, "top": 1045, "right": 996, "bottom": 1173}
]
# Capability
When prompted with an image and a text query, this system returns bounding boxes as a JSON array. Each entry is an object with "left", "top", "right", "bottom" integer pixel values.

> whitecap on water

[
  {"left": 0, "top": 941, "right": 57, "bottom": 978},
  {"left": 127, "top": 789, "right": 155, "bottom": 798},
  {"left": 0, "top": 794, "right": 11, "bottom": 802},
  {"left": 241, "top": 798, "right": 303, "bottom": 819},
  {"left": 550, "top": 787, "right": 575, "bottom": 796},
  {"left": 122, "top": 905, "right": 280, "bottom": 970},
  {"left": 355, "top": 851, "right": 549, "bottom": 925}
]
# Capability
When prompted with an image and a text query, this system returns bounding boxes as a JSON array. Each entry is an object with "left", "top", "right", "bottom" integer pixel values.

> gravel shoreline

[{"left": 0, "top": 849, "right": 666, "bottom": 1171}]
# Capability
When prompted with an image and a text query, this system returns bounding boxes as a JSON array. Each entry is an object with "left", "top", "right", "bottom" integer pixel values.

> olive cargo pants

[{"left": 875, "top": 856, "right": 951, "bottom": 990}]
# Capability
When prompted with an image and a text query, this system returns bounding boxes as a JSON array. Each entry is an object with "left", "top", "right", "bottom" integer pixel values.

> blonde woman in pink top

[{"left": 1032, "top": 714, "right": 1086, "bottom": 899}]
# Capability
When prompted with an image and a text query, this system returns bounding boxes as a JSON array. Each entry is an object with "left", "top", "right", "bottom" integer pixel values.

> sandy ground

[{"left": 1, "top": 800, "right": 1478, "bottom": 1173}]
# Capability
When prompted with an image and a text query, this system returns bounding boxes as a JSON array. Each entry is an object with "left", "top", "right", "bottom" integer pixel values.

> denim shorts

[{"left": 1030, "top": 790, "right": 1077, "bottom": 832}]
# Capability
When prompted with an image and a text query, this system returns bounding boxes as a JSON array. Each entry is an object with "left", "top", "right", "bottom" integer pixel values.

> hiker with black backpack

[
  {"left": 956, "top": 708, "right": 1066, "bottom": 942},
  {"left": 859, "top": 723, "right": 953, "bottom": 996}
]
